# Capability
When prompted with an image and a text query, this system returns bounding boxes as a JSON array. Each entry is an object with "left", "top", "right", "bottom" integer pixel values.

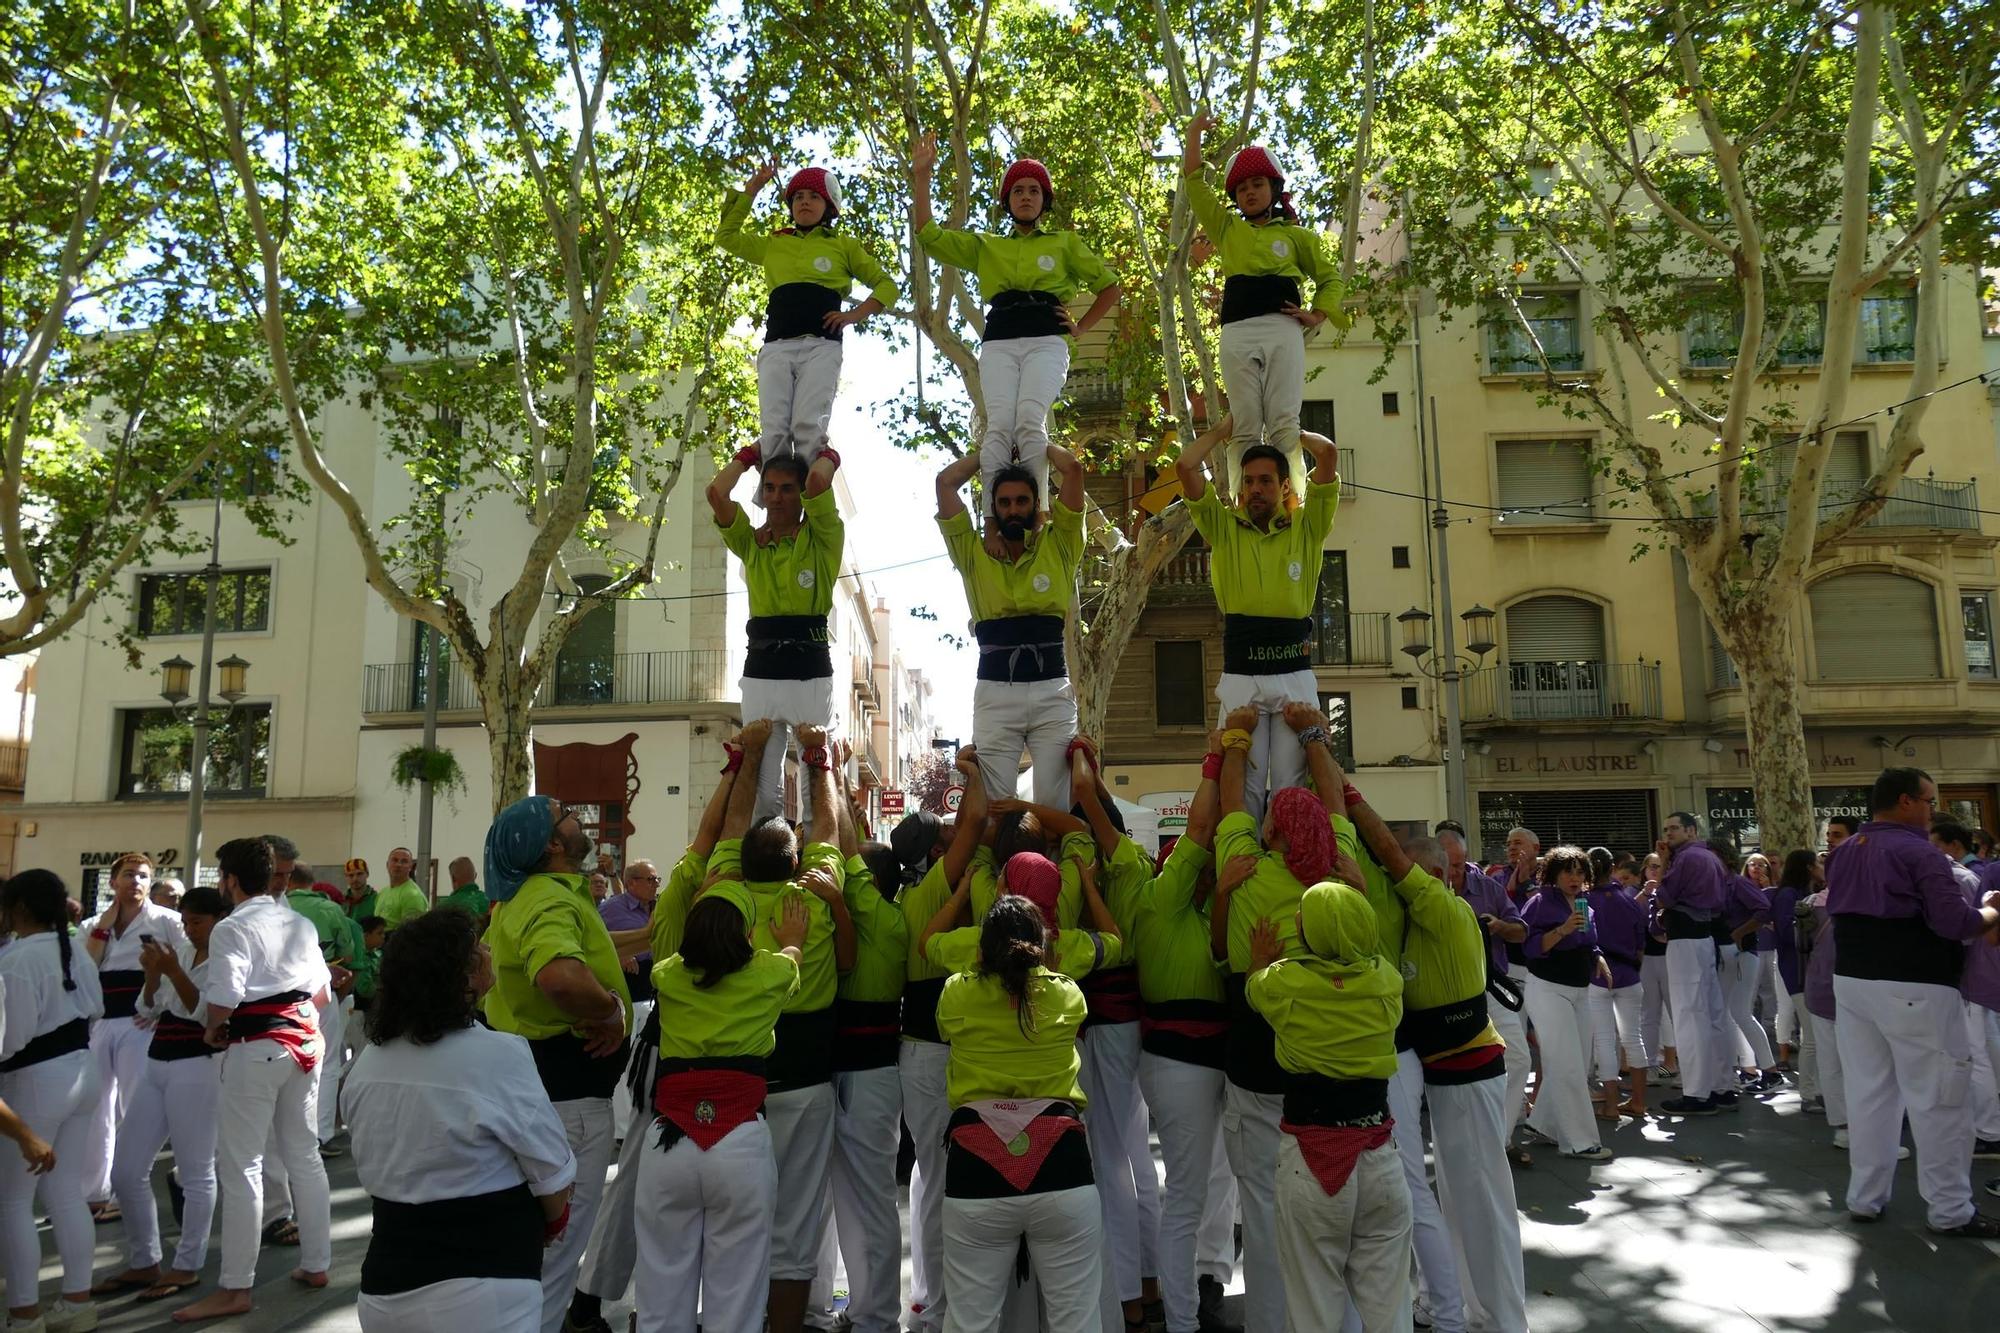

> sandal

[
  {"left": 137, "top": 1278, "right": 201, "bottom": 1303},
  {"left": 262, "top": 1216, "right": 301, "bottom": 1246},
  {"left": 1507, "top": 1144, "right": 1535, "bottom": 1167},
  {"left": 92, "top": 1270, "right": 160, "bottom": 1295},
  {"left": 89, "top": 1202, "right": 123, "bottom": 1224}
]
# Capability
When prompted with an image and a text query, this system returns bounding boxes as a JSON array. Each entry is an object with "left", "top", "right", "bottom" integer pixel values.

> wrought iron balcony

[
  {"left": 362, "top": 649, "right": 729, "bottom": 715},
  {"left": 1462, "top": 660, "right": 1664, "bottom": 723},
  {"left": 1312, "top": 611, "right": 1392, "bottom": 668},
  {"left": 1698, "top": 476, "right": 1980, "bottom": 533}
]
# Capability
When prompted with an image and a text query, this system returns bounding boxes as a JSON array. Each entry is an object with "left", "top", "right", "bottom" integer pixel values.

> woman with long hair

[
  {"left": 1585, "top": 848, "right": 1651, "bottom": 1121},
  {"left": 343, "top": 909, "right": 577, "bottom": 1331},
  {"left": 0, "top": 870, "right": 105, "bottom": 1331},
  {"left": 633, "top": 888, "right": 808, "bottom": 1333},
  {"left": 1519, "top": 848, "right": 1615, "bottom": 1161},
  {"left": 933, "top": 894, "right": 1102, "bottom": 1333},
  {"left": 96, "top": 887, "right": 231, "bottom": 1303}
]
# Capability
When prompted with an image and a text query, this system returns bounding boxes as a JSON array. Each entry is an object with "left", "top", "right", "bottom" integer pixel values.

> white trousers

[
  {"left": 1833, "top": 975, "right": 1975, "bottom": 1229},
  {"left": 1273, "top": 1136, "right": 1411, "bottom": 1333},
  {"left": 1963, "top": 1003, "right": 2000, "bottom": 1141},
  {"left": 1766, "top": 955, "right": 1799, "bottom": 1048},
  {"left": 1078, "top": 1023, "right": 1158, "bottom": 1308},
  {"left": 1488, "top": 997, "right": 1530, "bottom": 1135},
  {"left": 1811, "top": 1013, "right": 1847, "bottom": 1128},
  {"left": 768, "top": 1082, "right": 836, "bottom": 1282},
  {"left": 1590, "top": 983, "right": 1648, "bottom": 1079},
  {"left": 576, "top": 1085, "right": 656, "bottom": 1303},
  {"left": 1219, "top": 313, "right": 1307, "bottom": 483},
  {"left": 1389, "top": 1050, "right": 1465, "bottom": 1333},
  {"left": 1639, "top": 957, "right": 1675, "bottom": 1058},
  {"left": 538, "top": 1098, "right": 615, "bottom": 1333},
  {"left": 1796, "top": 1004, "right": 1820, "bottom": 1101},
  {"left": 1665, "top": 939, "right": 1733, "bottom": 1099},
  {"left": 315, "top": 994, "right": 344, "bottom": 1142},
  {"left": 216, "top": 1041, "right": 331, "bottom": 1288},
  {"left": 757, "top": 336, "right": 842, "bottom": 463},
  {"left": 634, "top": 1118, "right": 776, "bottom": 1333},
  {"left": 111, "top": 1053, "right": 221, "bottom": 1272},
  {"left": 359, "top": 1276, "right": 544, "bottom": 1332},
  {"left": 1720, "top": 946, "right": 1774, "bottom": 1068},
  {"left": 1523, "top": 976, "right": 1598, "bottom": 1154},
  {"left": 82, "top": 1012, "right": 149, "bottom": 1203},
  {"left": 1138, "top": 1054, "right": 1235, "bottom": 1333},
  {"left": 1222, "top": 1084, "right": 1286, "bottom": 1333},
  {"left": 1214, "top": 669, "right": 1318, "bottom": 828},
  {"left": 739, "top": 675, "right": 837, "bottom": 826},
  {"left": 978, "top": 336, "right": 1068, "bottom": 514},
  {"left": 901, "top": 1040, "right": 952, "bottom": 1332},
  {"left": 942, "top": 1183, "right": 1103, "bottom": 1333},
  {"left": 972, "top": 677, "right": 1076, "bottom": 809},
  {"left": 0, "top": 1050, "right": 101, "bottom": 1301},
  {"left": 1427, "top": 1076, "right": 1528, "bottom": 1333},
  {"left": 831, "top": 1065, "right": 904, "bottom": 1333}
]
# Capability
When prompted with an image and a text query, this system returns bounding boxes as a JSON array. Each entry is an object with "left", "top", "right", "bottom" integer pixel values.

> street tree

[{"left": 1377, "top": 0, "right": 1998, "bottom": 852}]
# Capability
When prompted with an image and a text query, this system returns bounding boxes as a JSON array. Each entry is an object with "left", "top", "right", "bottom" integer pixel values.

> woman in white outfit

[
  {"left": 344, "top": 909, "right": 577, "bottom": 1332},
  {"left": 0, "top": 869, "right": 106, "bottom": 1333},
  {"left": 1519, "top": 848, "right": 1615, "bottom": 1162},
  {"left": 94, "top": 887, "right": 232, "bottom": 1303}
]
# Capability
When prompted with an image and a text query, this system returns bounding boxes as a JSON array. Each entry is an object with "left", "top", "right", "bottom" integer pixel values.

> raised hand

[
  {"left": 954, "top": 744, "right": 980, "bottom": 776},
  {"left": 1218, "top": 854, "right": 1258, "bottom": 895},
  {"left": 1224, "top": 704, "right": 1259, "bottom": 734},
  {"left": 739, "top": 718, "right": 774, "bottom": 750},
  {"left": 774, "top": 893, "right": 811, "bottom": 950},
  {"left": 911, "top": 130, "right": 938, "bottom": 177},
  {"left": 1249, "top": 915, "right": 1282, "bottom": 970},
  {"left": 1329, "top": 847, "right": 1366, "bottom": 891},
  {"left": 797, "top": 723, "right": 828, "bottom": 749},
  {"left": 745, "top": 158, "right": 778, "bottom": 195},
  {"left": 1281, "top": 701, "right": 1325, "bottom": 733},
  {"left": 798, "top": 868, "right": 842, "bottom": 906},
  {"left": 1187, "top": 108, "right": 1218, "bottom": 138}
]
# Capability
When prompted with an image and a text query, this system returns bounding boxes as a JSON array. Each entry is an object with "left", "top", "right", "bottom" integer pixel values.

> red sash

[
  {"left": 228, "top": 994, "right": 321, "bottom": 1073},
  {"left": 1140, "top": 1014, "right": 1230, "bottom": 1041},
  {"left": 1281, "top": 1120, "right": 1393, "bottom": 1196},
  {"left": 948, "top": 1106, "right": 1085, "bottom": 1193},
  {"left": 653, "top": 1069, "right": 766, "bottom": 1150}
]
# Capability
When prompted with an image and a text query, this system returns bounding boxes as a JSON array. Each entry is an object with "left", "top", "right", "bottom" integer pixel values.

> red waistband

[
  {"left": 228, "top": 997, "right": 320, "bottom": 1073},
  {"left": 948, "top": 1114, "right": 1083, "bottom": 1192},
  {"left": 654, "top": 1069, "right": 766, "bottom": 1150},
  {"left": 1280, "top": 1120, "right": 1393, "bottom": 1196},
  {"left": 1141, "top": 1014, "right": 1231, "bottom": 1040}
]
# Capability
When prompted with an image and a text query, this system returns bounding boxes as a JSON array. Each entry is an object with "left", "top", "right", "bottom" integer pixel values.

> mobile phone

[{"left": 139, "top": 933, "right": 155, "bottom": 944}]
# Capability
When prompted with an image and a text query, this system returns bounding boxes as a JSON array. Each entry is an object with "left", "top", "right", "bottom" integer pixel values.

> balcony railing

[
  {"left": 1063, "top": 366, "right": 1124, "bottom": 420},
  {"left": 1701, "top": 475, "right": 1980, "bottom": 533},
  {"left": 363, "top": 649, "right": 729, "bottom": 715},
  {"left": 1462, "top": 660, "right": 1664, "bottom": 723},
  {"left": 0, "top": 740, "right": 24, "bottom": 790},
  {"left": 1312, "top": 611, "right": 1392, "bottom": 667}
]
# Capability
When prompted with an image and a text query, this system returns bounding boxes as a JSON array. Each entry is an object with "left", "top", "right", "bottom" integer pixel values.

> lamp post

[
  {"left": 1397, "top": 603, "right": 1497, "bottom": 829},
  {"left": 158, "top": 474, "right": 250, "bottom": 886}
]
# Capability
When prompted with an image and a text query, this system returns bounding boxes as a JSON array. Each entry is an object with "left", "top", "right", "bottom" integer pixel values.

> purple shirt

[
  {"left": 1656, "top": 843, "right": 1728, "bottom": 916},
  {"left": 1520, "top": 889, "right": 1604, "bottom": 985},
  {"left": 1962, "top": 864, "right": 2000, "bottom": 1011},
  {"left": 1457, "top": 865, "right": 1520, "bottom": 978},
  {"left": 1584, "top": 884, "right": 1646, "bottom": 989},
  {"left": 1721, "top": 876, "right": 1771, "bottom": 953},
  {"left": 1825, "top": 820, "right": 1988, "bottom": 941},
  {"left": 599, "top": 890, "right": 656, "bottom": 971},
  {"left": 1803, "top": 894, "right": 1836, "bottom": 1021},
  {"left": 1769, "top": 884, "right": 1806, "bottom": 995}
]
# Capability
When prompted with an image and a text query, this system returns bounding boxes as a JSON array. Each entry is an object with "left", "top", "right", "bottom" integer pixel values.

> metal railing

[
  {"left": 0, "top": 740, "right": 24, "bottom": 790},
  {"left": 1696, "top": 475, "right": 1980, "bottom": 533},
  {"left": 1312, "top": 612, "right": 1393, "bottom": 667},
  {"left": 1063, "top": 366, "right": 1125, "bottom": 420},
  {"left": 1461, "top": 661, "right": 1664, "bottom": 723},
  {"left": 363, "top": 649, "right": 729, "bottom": 714}
]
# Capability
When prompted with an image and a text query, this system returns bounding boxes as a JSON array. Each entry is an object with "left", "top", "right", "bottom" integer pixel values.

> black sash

[
  {"left": 100, "top": 968, "right": 145, "bottom": 1021},
  {"left": 943, "top": 1102, "right": 1094, "bottom": 1199},
  {"left": 832, "top": 998, "right": 903, "bottom": 1072},
  {"left": 1396, "top": 995, "right": 1490, "bottom": 1062},
  {"left": 0, "top": 1017, "right": 89, "bottom": 1073},
  {"left": 767, "top": 1005, "right": 837, "bottom": 1094},
  {"left": 1663, "top": 907, "right": 1716, "bottom": 940},
  {"left": 1283, "top": 1075, "right": 1390, "bottom": 1127},
  {"left": 1221, "top": 274, "right": 1301, "bottom": 325},
  {"left": 1833, "top": 913, "right": 1965, "bottom": 989},
  {"left": 1526, "top": 947, "right": 1594, "bottom": 989},
  {"left": 529, "top": 1029, "right": 630, "bottom": 1103},
  {"left": 974, "top": 614, "right": 1067, "bottom": 683},
  {"left": 766, "top": 281, "right": 843, "bottom": 343},
  {"left": 1224, "top": 973, "right": 1288, "bottom": 1095},
  {"left": 1222, "top": 614, "right": 1312, "bottom": 675},
  {"left": 984, "top": 289, "right": 1067, "bottom": 342},
  {"left": 148, "top": 1012, "right": 216, "bottom": 1063},
  {"left": 745, "top": 614, "right": 834, "bottom": 681},
  {"left": 901, "top": 976, "right": 948, "bottom": 1044},
  {"left": 361, "top": 1183, "right": 542, "bottom": 1295}
]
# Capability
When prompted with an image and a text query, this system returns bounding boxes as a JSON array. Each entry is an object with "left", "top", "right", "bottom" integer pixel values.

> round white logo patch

[
  {"left": 1270, "top": 237, "right": 1291, "bottom": 258},
  {"left": 812, "top": 255, "right": 833, "bottom": 274},
  {"left": 796, "top": 570, "right": 816, "bottom": 589},
  {"left": 1032, "top": 573, "right": 1052, "bottom": 593},
  {"left": 1036, "top": 254, "right": 1056, "bottom": 272},
  {"left": 1287, "top": 560, "right": 1302, "bottom": 582}
]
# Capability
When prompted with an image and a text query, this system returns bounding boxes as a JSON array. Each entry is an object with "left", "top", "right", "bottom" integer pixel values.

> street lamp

[{"left": 1397, "top": 604, "right": 1497, "bottom": 829}]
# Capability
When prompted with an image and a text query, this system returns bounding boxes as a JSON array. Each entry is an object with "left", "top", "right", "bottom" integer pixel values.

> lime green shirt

[
  {"left": 838, "top": 855, "right": 909, "bottom": 1005},
  {"left": 285, "top": 890, "right": 357, "bottom": 964},
  {"left": 970, "top": 832, "right": 1094, "bottom": 926},
  {"left": 901, "top": 860, "right": 955, "bottom": 987},
  {"left": 1334, "top": 814, "right": 1405, "bottom": 976},
  {"left": 649, "top": 847, "right": 708, "bottom": 966},
  {"left": 915, "top": 221, "right": 1113, "bottom": 306},
  {"left": 1390, "top": 864, "right": 1494, "bottom": 1023},
  {"left": 439, "top": 884, "right": 489, "bottom": 920},
  {"left": 1182, "top": 174, "right": 1348, "bottom": 324},
  {"left": 925, "top": 925, "right": 1124, "bottom": 980},
  {"left": 939, "top": 499, "right": 1083, "bottom": 622},
  {"left": 716, "top": 189, "right": 899, "bottom": 308},
  {"left": 1098, "top": 837, "right": 1153, "bottom": 937},
  {"left": 936, "top": 968, "right": 1089, "bottom": 1108},
  {"left": 351, "top": 942, "right": 380, "bottom": 1001},
  {"left": 1130, "top": 837, "right": 1227, "bottom": 1006},
  {"left": 483, "top": 873, "right": 634, "bottom": 1041},
  {"left": 1219, "top": 811, "right": 1304, "bottom": 973},
  {"left": 653, "top": 950, "right": 801, "bottom": 1060},
  {"left": 705, "top": 838, "right": 847, "bottom": 1013},
  {"left": 375, "top": 881, "right": 428, "bottom": 932},
  {"left": 1247, "top": 949, "right": 1402, "bottom": 1081},
  {"left": 718, "top": 488, "right": 844, "bottom": 618},
  {"left": 1186, "top": 479, "right": 1340, "bottom": 619}
]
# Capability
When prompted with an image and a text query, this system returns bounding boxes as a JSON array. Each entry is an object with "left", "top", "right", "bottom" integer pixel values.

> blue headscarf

[{"left": 485, "top": 795, "right": 555, "bottom": 905}]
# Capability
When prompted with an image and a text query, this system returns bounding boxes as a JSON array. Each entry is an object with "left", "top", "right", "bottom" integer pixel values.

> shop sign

[
  {"left": 1491, "top": 753, "right": 1645, "bottom": 775},
  {"left": 1705, "top": 786, "right": 1870, "bottom": 850},
  {"left": 1142, "top": 791, "right": 1195, "bottom": 832}
]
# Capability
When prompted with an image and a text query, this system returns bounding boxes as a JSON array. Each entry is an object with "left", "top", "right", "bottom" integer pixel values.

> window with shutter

[
  {"left": 1494, "top": 440, "right": 1592, "bottom": 524},
  {"left": 1706, "top": 624, "right": 1740, "bottom": 688},
  {"left": 1809, "top": 571, "right": 1940, "bottom": 681},
  {"left": 1506, "top": 596, "right": 1605, "bottom": 661}
]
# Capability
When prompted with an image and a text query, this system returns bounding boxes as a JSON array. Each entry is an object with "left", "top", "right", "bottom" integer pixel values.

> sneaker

[
  {"left": 1195, "top": 1277, "right": 1240, "bottom": 1333},
  {"left": 41, "top": 1303, "right": 95, "bottom": 1333},
  {"left": 1848, "top": 1208, "right": 1883, "bottom": 1224},
  {"left": 1833, "top": 1128, "right": 1847, "bottom": 1148},
  {"left": 1660, "top": 1095, "right": 1718, "bottom": 1116},
  {"left": 1927, "top": 1213, "right": 2000, "bottom": 1239},
  {"left": 1754, "top": 1070, "right": 1785, "bottom": 1092},
  {"left": 5, "top": 1317, "right": 46, "bottom": 1333},
  {"left": 1713, "top": 1090, "right": 1742, "bottom": 1111},
  {"left": 1801, "top": 1097, "right": 1827, "bottom": 1116},
  {"left": 1522, "top": 1124, "right": 1559, "bottom": 1147},
  {"left": 1984, "top": 1178, "right": 2000, "bottom": 1199},
  {"left": 564, "top": 1314, "right": 614, "bottom": 1333},
  {"left": 1412, "top": 1294, "right": 1434, "bottom": 1329},
  {"left": 1974, "top": 1138, "right": 2000, "bottom": 1161},
  {"left": 1657, "top": 1066, "right": 1681, "bottom": 1087},
  {"left": 1563, "top": 1145, "right": 1615, "bottom": 1162}
]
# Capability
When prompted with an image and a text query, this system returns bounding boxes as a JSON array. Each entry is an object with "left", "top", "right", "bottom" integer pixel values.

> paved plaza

[{"left": 18, "top": 1078, "right": 2000, "bottom": 1332}]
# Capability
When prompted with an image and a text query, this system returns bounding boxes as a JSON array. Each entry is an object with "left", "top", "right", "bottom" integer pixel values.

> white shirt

[
  {"left": 203, "top": 894, "right": 330, "bottom": 1011},
  {"left": 0, "top": 931, "right": 105, "bottom": 1062},
  {"left": 82, "top": 898, "right": 189, "bottom": 970},
  {"left": 137, "top": 945, "right": 209, "bottom": 1025},
  {"left": 342, "top": 1025, "right": 577, "bottom": 1204}
]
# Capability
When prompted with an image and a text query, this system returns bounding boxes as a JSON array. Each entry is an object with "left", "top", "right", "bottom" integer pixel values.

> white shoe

[
  {"left": 41, "top": 1303, "right": 95, "bottom": 1333},
  {"left": 6, "top": 1317, "right": 47, "bottom": 1333}
]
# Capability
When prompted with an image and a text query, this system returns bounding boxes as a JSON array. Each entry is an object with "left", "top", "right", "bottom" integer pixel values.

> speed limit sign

[{"left": 944, "top": 785, "right": 966, "bottom": 813}]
